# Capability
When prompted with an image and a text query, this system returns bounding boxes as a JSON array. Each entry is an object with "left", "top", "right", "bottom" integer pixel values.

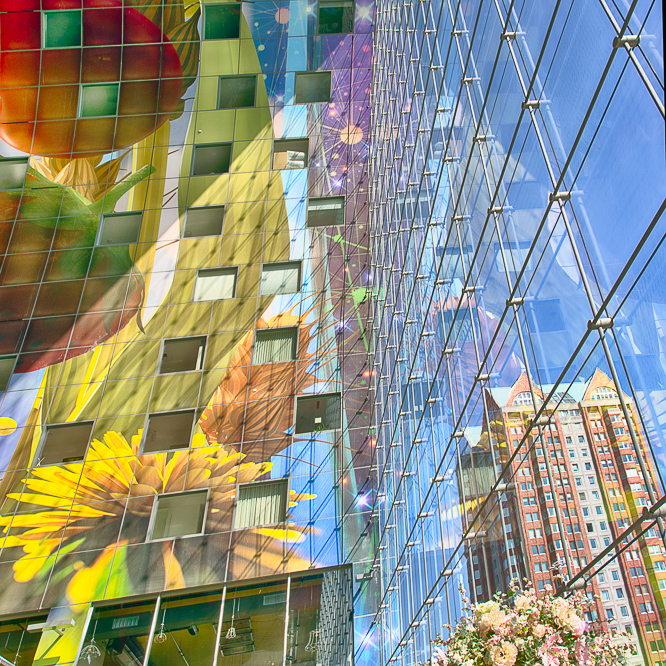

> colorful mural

[{"left": 0, "top": 0, "right": 375, "bottom": 663}]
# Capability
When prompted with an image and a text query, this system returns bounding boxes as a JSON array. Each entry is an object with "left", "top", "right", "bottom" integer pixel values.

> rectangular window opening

[
  {"left": 272, "top": 138, "right": 309, "bottom": 170},
  {"left": 79, "top": 83, "right": 119, "bottom": 118},
  {"left": 260, "top": 261, "right": 301, "bottom": 296},
  {"left": 295, "top": 393, "right": 342, "bottom": 434},
  {"left": 204, "top": 3, "right": 242, "bottom": 40},
  {"left": 0, "top": 355, "right": 17, "bottom": 392},
  {"left": 38, "top": 421, "right": 94, "bottom": 466},
  {"left": 233, "top": 480, "right": 288, "bottom": 529},
  {"left": 160, "top": 336, "right": 206, "bottom": 374},
  {"left": 192, "top": 143, "right": 232, "bottom": 176},
  {"left": 193, "top": 267, "right": 237, "bottom": 302},
  {"left": 150, "top": 490, "right": 207, "bottom": 540},
  {"left": 184, "top": 205, "right": 225, "bottom": 238},
  {"left": 97, "top": 212, "right": 142, "bottom": 246},
  {"left": 0, "top": 157, "right": 29, "bottom": 191},
  {"left": 142, "top": 410, "right": 195, "bottom": 454},
  {"left": 253, "top": 327, "right": 298, "bottom": 365},
  {"left": 294, "top": 71, "right": 332, "bottom": 104},
  {"left": 317, "top": 0, "right": 355, "bottom": 34},
  {"left": 43, "top": 9, "right": 82, "bottom": 48},
  {"left": 307, "top": 196, "right": 345, "bottom": 227},
  {"left": 218, "top": 75, "right": 257, "bottom": 109}
]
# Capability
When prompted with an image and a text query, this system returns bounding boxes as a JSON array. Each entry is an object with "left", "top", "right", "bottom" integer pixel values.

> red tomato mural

[{"left": 0, "top": 0, "right": 183, "bottom": 157}]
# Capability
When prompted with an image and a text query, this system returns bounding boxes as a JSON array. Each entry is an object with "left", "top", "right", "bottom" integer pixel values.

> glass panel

[
  {"left": 43, "top": 9, "right": 81, "bottom": 48},
  {"left": 253, "top": 328, "right": 297, "bottom": 364},
  {"left": 317, "top": 1, "right": 355, "bottom": 35},
  {"left": 0, "top": 356, "right": 16, "bottom": 391},
  {"left": 98, "top": 212, "right": 142, "bottom": 246},
  {"left": 218, "top": 76, "right": 256, "bottom": 109},
  {"left": 273, "top": 139, "right": 308, "bottom": 170},
  {"left": 184, "top": 206, "right": 225, "bottom": 238},
  {"left": 39, "top": 421, "right": 93, "bottom": 465},
  {"left": 0, "top": 614, "right": 48, "bottom": 666},
  {"left": 80, "top": 599, "right": 156, "bottom": 665},
  {"left": 294, "top": 72, "right": 332, "bottom": 104},
  {"left": 307, "top": 197, "right": 345, "bottom": 227},
  {"left": 160, "top": 337, "right": 206, "bottom": 374},
  {"left": 204, "top": 3, "right": 242, "bottom": 40},
  {"left": 193, "top": 268, "right": 237, "bottom": 301},
  {"left": 149, "top": 591, "right": 222, "bottom": 666},
  {"left": 151, "top": 490, "right": 207, "bottom": 540},
  {"left": 233, "top": 480, "right": 288, "bottom": 529},
  {"left": 0, "top": 158, "right": 28, "bottom": 190},
  {"left": 295, "top": 394, "right": 342, "bottom": 433},
  {"left": 143, "top": 411, "right": 195, "bottom": 453},
  {"left": 260, "top": 262, "right": 301, "bottom": 296},
  {"left": 192, "top": 144, "right": 232, "bottom": 176},
  {"left": 219, "top": 579, "right": 287, "bottom": 664},
  {"left": 79, "top": 83, "right": 119, "bottom": 118}
]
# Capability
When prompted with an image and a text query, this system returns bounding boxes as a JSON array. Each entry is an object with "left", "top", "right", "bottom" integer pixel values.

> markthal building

[{"left": 0, "top": 0, "right": 662, "bottom": 665}]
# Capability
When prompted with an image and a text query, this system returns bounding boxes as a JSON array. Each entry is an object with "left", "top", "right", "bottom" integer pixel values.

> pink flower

[
  {"left": 534, "top": 624, "right": 548, "bottom": 638},
  {"left": 575, "top": 637, "right": 590, "bottom": 665}
]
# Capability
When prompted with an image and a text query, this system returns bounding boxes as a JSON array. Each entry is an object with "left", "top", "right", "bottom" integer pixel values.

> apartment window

[
  {"left": 317, "top": 0, "right": 355, "bottom": 34},
  {"left": 160, "top": 337, "right": 206, "bottom": 374},
  {"left": 38, "top": 422, "right": 94, "bottom": 465},
  {"left": 204, "top": 3, "right": 242, "bottom": 39},
  {"left": 273, "top": 138, "right": 309, "bottom": 170},
  {"left": 260, "top": 261, "right": 301, "bottom": 296},
  {"left": 612, "top": 570, "right": 620, "bottom": 580},
  {"left": 307, "top": 196, "right": 345, "bottom": 227},
  {"left": 42, "top": 9, "right": 81, "bottom": 47},
  {"left": 294, "top": 71, "right": 332, "bottom": 104},
  {"left": 0, "top": 157, "right": 28, "bottom": 190},
  {"left": 590, "top": 539, "right": 597, "bottom": 548},
  {"left": 193, "top": 267, "right": 237, "bottom": 302},
  {"left": 142, "top": 411, "right": 195, "bottom": 454},
  {"left": 79, "top": 83, "right": 119, "bottom": 117},
  {"left": 218, "top": 75, "right": 257, "bottom": 109},
  {"left": 150, "top": 490, "right": 207, "bottom": 540},
  {"left": 295, "top": 393, "right": 342, "bottom": 433},
  {"left": 586, "top": 523, "right": 594, "bottom": 532},
  {"left": 616, "top": 589, "right": 624, "bottom": 598},
  {"left": 253, "top": 328, "right": 298, "bottom": 365},
  {"left": 605, "top": 608, "right": 614, "bottom": 620},
  {"left": 0, "top": 356, "right": 16, "bottom": 392},
  {"left": 184, "top": 206, "right": 225, "bottom": 238},
  {"left": 601, "top": 591, "right": 609, "bottom": 601},
  {"left": 192, "top": 143, "right": 232, "bottom": 176},
  {"left": 97, "top": 212, "right": 142, "bottom": 246},
  {"left": 233, "top": 480, "right": 288, "bottom": 529}
]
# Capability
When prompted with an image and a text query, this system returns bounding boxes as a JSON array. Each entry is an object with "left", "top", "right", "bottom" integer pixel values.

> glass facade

[{"left": 0, "top": 0, "right": 663, "bottom": 665}]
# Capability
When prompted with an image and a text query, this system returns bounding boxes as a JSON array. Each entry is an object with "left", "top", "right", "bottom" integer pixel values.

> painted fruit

[
  {"left": 0, "top": 0, "right": 183, "bottom": 157},
  {"left": 0, "top": 169, "right": 149, "bottom": 373}
]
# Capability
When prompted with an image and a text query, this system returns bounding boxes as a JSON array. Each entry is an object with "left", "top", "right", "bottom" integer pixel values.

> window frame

[
  {"left": 306, "top": 195, "right": 346, "bottom": 227},
  {"left": 42, "top": 8, "right": 82, "bottom": 48},
  {"left": 203, "top": 2, "right": 242, "bottom": 40},
  {"left": 252, "top": 326, "right": 299, "bottom": 365},
  {"left": 217, "top": 74, "right": 258, "bottom": 109},
  {"left": 147, "top": 488, "right": 210, "bottom": 542},
  {"left": 259, "top": 260, "right": 302, "bottom": 296},
  {"left": 294, "top": 392, "right": 343, "bottom": 434},
  {"left": 96, "top": 211, "right": 143, "bottom": 246},
  {"left": 0, "top": 355, "right": 17, "bottom": 392},
  {"left": 159, "top": 336, "right": 208, "bottom": 375},
  {"left": 193, "top": 266, "right": 238, "bottom": 302},
  {"left": 191, "top": 142, "right": 233, "bottom": 177},
  {"left": 183, "top": 205, "right": 226, "bottom": 239},
  {"left": 316, "top": 0, "right": 355, "bottom": 35},
  {"left": 272, "top": 137, "right": 310, "bottom": 170},
  {"left": 232, "top": 479, "right": 289, "bottom": 531},
  {"left": 140, "top": 409, "right": 197, "bottom": 455},
  {"left": 293, "top": 71, "right": 333, "bottom": 105},
  {"left": 78, "top": 82, "right": 120, "bottom": 118},
  {"left": 35, "top": 421, "right": 95, "bottom": 467},
  {"left": 0, "top": 157, "right": 29, "bottom": 191}
]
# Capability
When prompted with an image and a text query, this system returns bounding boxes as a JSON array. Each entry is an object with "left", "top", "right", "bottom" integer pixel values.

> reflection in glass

[{"left": 0, "top": 615, "right": 47, "bottom": 666}]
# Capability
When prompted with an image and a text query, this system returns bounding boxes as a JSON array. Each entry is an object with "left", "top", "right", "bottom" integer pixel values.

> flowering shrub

[{"left": 433, "top": 586, "right": 634, "bottom": 666}]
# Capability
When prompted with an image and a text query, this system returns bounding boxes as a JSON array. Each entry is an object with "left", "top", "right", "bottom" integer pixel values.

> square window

[
  {"left": 38, "top": 422, "right": 93, "bottom": 465},
  {"left": 295, "top": 393, "right": 342, "bottom": 434},
  {"left": 150, "top": 490, "right": 207, "bottom": 540},
  {"left": 317, "top": 0, "right": 355, "bottom": 34},
  {"left": 97, "top": 212, "right": 142, "bottom": 246},
  {"left": 307, "top": 196, "right": 345, "bottom": 227},
  {"left": 260, "top": 261, "right": 301, "bottom": 296},
  {"left": 43, "top": 9, "right": 82, "bottom": 48},
  {"left": 192, "top": 143, "right": 232, "bottom": 176},
  {"left": 204, "top": 3, "right": 242, "bottom": 40},
  {"left": 253, "top": 328, "right": 298, "bottom": 364},
  {"left": 142, "top": 411, "right": 195, "bottom": 454},
  {"left": 0, "top": 157, "right": 28, "bottom": 190},
  {"left": 0, "top": 356, "right": 16, "bottom": 391},
  {"left": 294, "top": 71, "right": 332, "bottom": 104},
  {"left": 233, "top": 480, "right": 288, "bottom": 529},
  {"left": 218, "top": 75, "right": 257, "bottom": 109},
  {"left": 193, "top": 267, "right": 237, "bottom": 302},
  {"left": 272, "top": 138, "right": 309, "bottom": 170},
  {"left": 79, "top": 83, "right": 119, "bottom": 118},
  {"left": 160, "top": 337, "right": 206, "bottom": 374},
  {"left": 184, "top": 205, "right": 225, "bottom": 238}
]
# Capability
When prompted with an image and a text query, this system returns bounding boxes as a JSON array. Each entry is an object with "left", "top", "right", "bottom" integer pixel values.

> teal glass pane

[
  {"left": 79, "top": 83, "right": 120, "bottom": 118},
  {"left": 204, "top": 3, "right": 242, "bottom": 40},
  {"left": 43, "top": 9, "right": 82, "bottom": 48},
  {"left": 317, "top": 1, "right": 355, "bottom": 34},
  {"left": 218, "top": 75, "right": 257, "bottom": 109}
]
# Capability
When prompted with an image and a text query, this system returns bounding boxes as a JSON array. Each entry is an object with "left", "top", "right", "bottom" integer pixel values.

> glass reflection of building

[{"left": 369, "top": 0, "right": 665, "bottom": 666}]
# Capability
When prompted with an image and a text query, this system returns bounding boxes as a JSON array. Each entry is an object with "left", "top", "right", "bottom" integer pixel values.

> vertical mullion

[
  {"left": 281, "top": 575, "right": 292, "bottom": 666},
  {"left": 142, "top": 595, "right": 162, "bottom": 666},
  {"left": 212, "top": 586, "right": 227, "bottom": 666}
]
